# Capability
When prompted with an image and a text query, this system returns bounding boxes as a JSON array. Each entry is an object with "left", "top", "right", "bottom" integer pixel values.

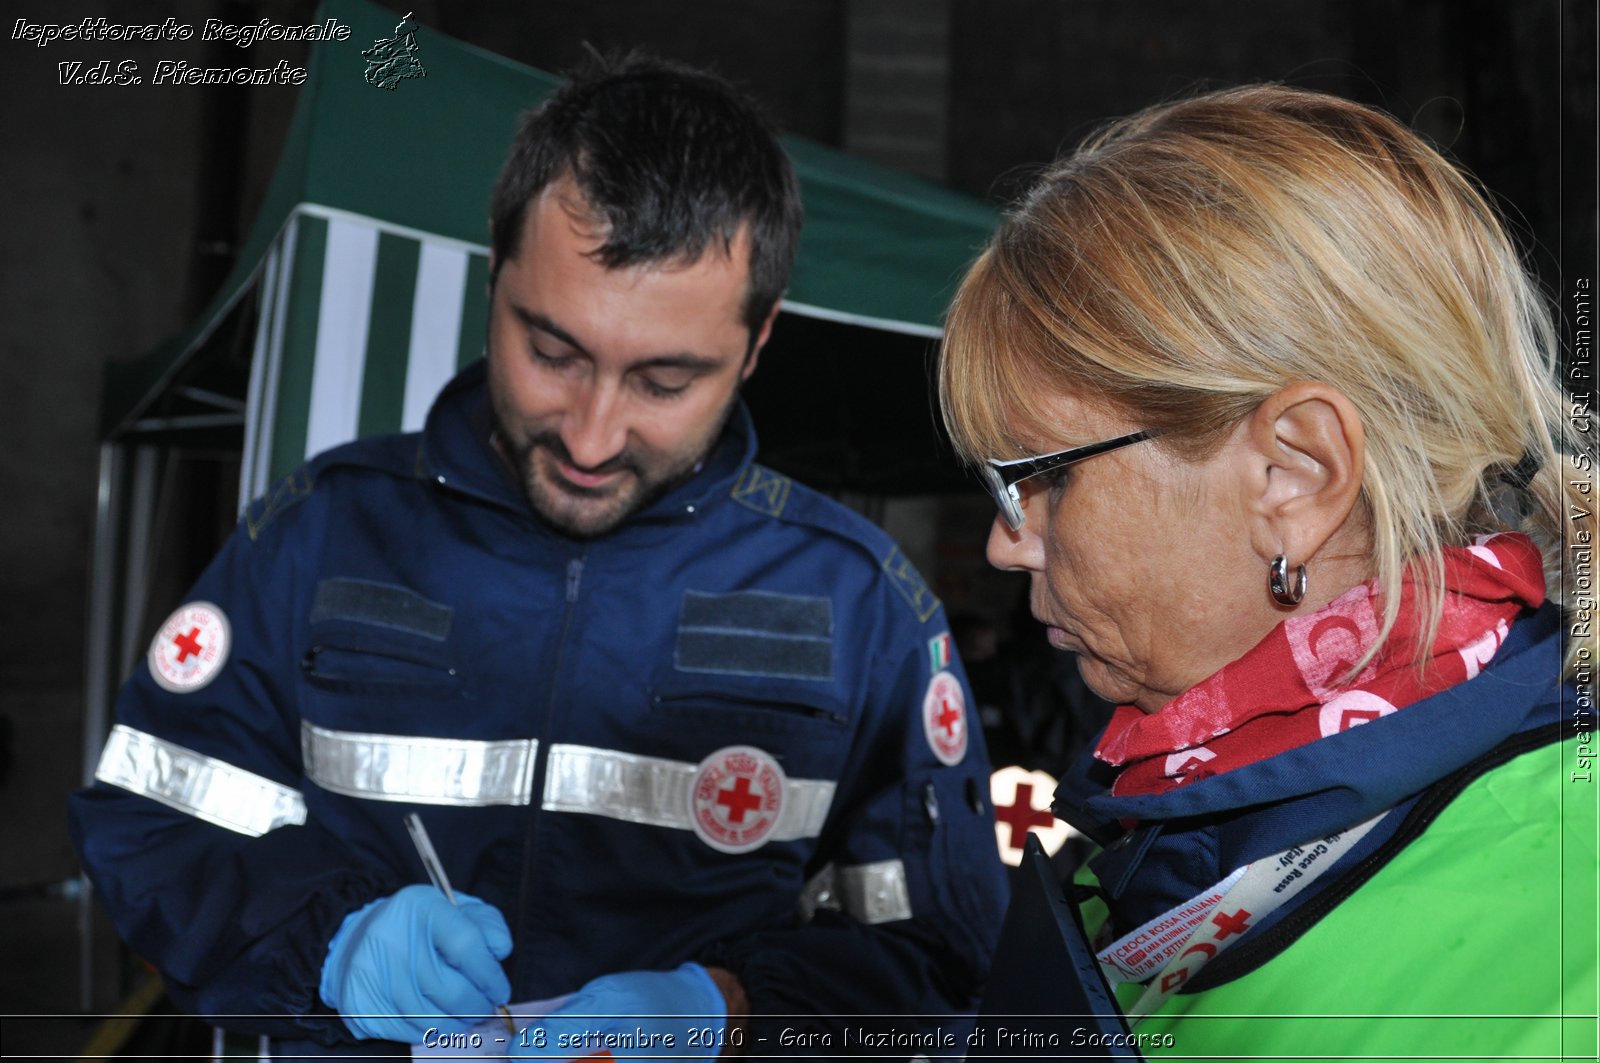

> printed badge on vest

[{"left": 148, "top": 602, "right": 231, "bottom": 693}]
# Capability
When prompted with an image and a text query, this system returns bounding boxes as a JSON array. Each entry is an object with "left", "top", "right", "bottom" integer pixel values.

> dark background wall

[{"left": 1, "top": 0, "right": 1592, "bottom": 1052}]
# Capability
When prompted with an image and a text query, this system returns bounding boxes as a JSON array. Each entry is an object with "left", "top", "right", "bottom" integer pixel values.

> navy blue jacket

[{"left": 71, "top": 363, "right": 1007, "bottom": 1055}]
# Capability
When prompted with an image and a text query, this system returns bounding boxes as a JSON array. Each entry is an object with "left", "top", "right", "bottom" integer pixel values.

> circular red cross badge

[
  {"left": 690, "top": 745, "right": 787, "bottom": 854},
  {"left": 148, "top": 601, "right": 231, "bottom": 694},
  {"left": 922, "top": 670, "right": 968, "bottom": 766}
]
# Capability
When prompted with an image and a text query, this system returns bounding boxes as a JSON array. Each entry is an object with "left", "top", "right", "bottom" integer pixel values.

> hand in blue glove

[
  {"left": 320, "top": 884, "right": 513, "bottom": 1043},
  {"left": 511, "top": 963, "right": 729, "bottom": 1061}
]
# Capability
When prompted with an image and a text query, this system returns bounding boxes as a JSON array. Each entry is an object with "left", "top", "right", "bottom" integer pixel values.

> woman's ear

[{"left": 1242, "top": 381, "right": 1366, "bottom": 568}]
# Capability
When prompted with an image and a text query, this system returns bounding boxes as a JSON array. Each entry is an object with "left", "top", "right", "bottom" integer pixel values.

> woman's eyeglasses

[{"left": 981, "top": 430, "right": 1155, "bottom": 531}]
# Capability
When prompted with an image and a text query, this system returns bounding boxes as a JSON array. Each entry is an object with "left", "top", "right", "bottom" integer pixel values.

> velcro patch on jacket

[
  {"left": 310, "top": 578, "right": 453, "bottom": 641},
  {"left": 730, "top": 464, "right": 791, "bottom": 517},
  {"left": 882, "top": 546, "right": 940, "bottom": 623},
  {"left": 675, "top": 590, "right": 833, "bottom": 680}
]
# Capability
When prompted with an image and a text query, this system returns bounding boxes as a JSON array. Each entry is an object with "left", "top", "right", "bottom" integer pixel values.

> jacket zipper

[{"left": 514, "top": 548, "right": 587, "bottom": 994}]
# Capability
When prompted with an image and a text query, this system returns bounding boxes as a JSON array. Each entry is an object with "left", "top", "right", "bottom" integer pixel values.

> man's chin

[
  {"left": 518, "top": 450, "right": 703, "bottom": 538},
  {"left": 529, "top": 487, "right": 635, "bottom": 539}
]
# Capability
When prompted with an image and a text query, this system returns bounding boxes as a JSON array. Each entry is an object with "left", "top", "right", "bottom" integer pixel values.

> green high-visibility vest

[{"left": 1082, "top": 737, "right": 1597, "bottom": 1062}]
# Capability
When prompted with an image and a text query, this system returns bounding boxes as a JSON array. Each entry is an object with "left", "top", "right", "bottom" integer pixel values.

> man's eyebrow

[
  {"left": 511, "top": 306, "right": 588, "bottom": 355},
  {"left": 510, "top": 304, "right": 725, "bottom": 374},
  {"left": 632, "top": 352, "right": 725, "bottom": 374}
]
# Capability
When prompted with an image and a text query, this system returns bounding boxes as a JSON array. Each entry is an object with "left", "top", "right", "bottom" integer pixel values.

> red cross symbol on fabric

[
  {"left": 1160, "top": 968, "right": 1188, "bottom": 993},
  {"left": 1338, "top": 709, "right": 1383, "bottom": 731},
  {"left": 173, "top": 627, "right": 204, "bottom": 662},
  {"left": 716, "top": 776, "right": 763, "bottom": 823},
  {"left": 935, "top": 697, "right": 961, "bottom": 736},
  {"left": 992, "top": 782, "right": 1056, "bottom": 851},
  {"left": 1211, "top": 907, "right": 1252, "bottom": 940}
]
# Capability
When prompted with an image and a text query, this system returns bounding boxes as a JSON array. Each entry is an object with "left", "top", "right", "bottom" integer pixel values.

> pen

[{"left": 403, "top": 812, "right": 518, "bottom": 1035}]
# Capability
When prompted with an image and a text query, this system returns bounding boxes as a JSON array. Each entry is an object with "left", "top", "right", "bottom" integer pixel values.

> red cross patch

[
  {"left": 987, "top": 766, "right": 1072, "bottom": 865},
  {"left": 148, "top": 602, "right": 231, "bottom": 694},
  {"left": 922, "top": 670, "right": 968, "bottom": 766},
  {"left": 690, "top": 745, "right": 786, "bottom": 854}
]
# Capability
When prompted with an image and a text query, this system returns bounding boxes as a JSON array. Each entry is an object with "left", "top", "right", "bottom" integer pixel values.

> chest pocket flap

[{"left": 303, "top": 579, "right": 463, "bottom": 695}]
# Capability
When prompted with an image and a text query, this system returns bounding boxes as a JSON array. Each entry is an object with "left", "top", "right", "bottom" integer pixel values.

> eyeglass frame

[{"left": 981, "top": 429, "right": 1156, "bottom": 531}]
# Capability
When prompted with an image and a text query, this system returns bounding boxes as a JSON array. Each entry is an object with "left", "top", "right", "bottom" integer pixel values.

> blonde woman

[{"left": 941, "top": 84, "right": 1594, "bottom": 1059}]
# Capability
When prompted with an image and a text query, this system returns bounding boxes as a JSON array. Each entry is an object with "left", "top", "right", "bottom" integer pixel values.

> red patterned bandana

[{"left": 1095, "top": 532, "right": 1547, "bottom": 797}]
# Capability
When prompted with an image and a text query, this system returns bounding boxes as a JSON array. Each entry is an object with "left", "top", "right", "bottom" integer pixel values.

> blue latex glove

[
  {"left": 320, "top": 884, "right": 513, "bottom": 1043},
  {"left": 511, "top": 963, "right": 727, "bottom": 1061}
]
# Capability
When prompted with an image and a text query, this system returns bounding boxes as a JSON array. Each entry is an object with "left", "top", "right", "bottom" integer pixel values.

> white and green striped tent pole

[{"left": 241, "top": 207, "right": 491, "bottom": 500}]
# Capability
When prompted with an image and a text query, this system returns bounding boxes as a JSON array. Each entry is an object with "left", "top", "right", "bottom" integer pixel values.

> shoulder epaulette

[
  {"left": 730, "top": 463, "right": 792, "bottom": 517},
  {"left": 730, "top": 463, "right": 944, "bottom": 624},
  {"left": 243, "top": 466, "right": 315, "bottom": 541},
  {"left": 241, "top": 433, "right": 422, "bottom": 540},
  {"left": 881, "top": 545, "right": 942, "bottom": 623}
]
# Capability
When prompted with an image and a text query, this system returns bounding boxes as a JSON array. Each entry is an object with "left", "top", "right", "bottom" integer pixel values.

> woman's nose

[{"left": 986, "top": 511, "right": 1045, "bottom": 572}]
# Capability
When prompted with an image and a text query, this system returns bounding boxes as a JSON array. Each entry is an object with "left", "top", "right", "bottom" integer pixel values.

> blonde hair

[{"left": 940, "top": 84, "right": 1595, "bottom": 677}]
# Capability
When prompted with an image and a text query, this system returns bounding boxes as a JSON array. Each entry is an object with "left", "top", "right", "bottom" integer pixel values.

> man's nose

[{"left": 559, "top": 381, "right": 628, "bottom": 470}]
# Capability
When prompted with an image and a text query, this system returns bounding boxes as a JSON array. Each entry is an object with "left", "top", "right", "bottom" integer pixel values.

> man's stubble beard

[{"left": 494, "top": 390, "right": 742, "bottom": 540}]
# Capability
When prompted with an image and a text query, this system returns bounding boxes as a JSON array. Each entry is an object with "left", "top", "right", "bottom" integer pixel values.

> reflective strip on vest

[
  {"left": 94, "top": 724, "right": 307, "bottom": 837},
  {"left": 798, "top": 860, "right": 913, "bottom": 924},
  {"left": 541, "top": 743, "right": 836, "bottom": 842},
  {"left": 301, "top": 722, "right": 537, "bottom": 806}
]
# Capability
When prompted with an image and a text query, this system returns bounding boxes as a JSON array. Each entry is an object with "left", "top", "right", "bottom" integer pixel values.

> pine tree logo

[{"left": 363, "top": 11, "right": 426, "bottom": 91}]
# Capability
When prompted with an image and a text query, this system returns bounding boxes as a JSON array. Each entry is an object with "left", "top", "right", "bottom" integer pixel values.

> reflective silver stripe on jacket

[
  {"left": 301, "top": 722, "right": 537, "bottom": 806},
  {"left": 541, "top": 743, "right": 835, "bottom": 841},
  {"left": 798, "top": 859, "right": 913, "bottom": 924},
  {"left": 94, "top": 724, "right": 307, "bottom": 837}
]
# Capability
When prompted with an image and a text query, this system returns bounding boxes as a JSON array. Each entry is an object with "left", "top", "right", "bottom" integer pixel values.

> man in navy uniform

[{"left": 72, "top": 55, "right": 1006, "bottom": 1059}]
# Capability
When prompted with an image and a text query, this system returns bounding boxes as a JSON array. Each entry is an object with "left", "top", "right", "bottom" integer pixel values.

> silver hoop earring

[{"left": 1269, "top": 554, "right": 1307, "bottom": 607}]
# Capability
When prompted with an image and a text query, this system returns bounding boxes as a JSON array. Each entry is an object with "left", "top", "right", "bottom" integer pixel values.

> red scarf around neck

[{"left": 1095, "top": 532, "right": 1547, "bottom": 797}]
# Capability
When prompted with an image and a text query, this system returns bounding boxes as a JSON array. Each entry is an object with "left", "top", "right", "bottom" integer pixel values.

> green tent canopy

[{"left": 102, "top": 0, "right": 1000, "bottom": 501}]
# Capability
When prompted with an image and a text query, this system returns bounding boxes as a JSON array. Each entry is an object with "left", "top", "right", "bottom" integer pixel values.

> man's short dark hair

[{"left": 490, "top": 54, "right": 804, "bottom": 338}]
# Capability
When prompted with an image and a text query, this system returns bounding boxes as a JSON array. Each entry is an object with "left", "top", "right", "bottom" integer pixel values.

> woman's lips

[{"left": 1044, "top": 625, "right": 1081, "bottom": 652}]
